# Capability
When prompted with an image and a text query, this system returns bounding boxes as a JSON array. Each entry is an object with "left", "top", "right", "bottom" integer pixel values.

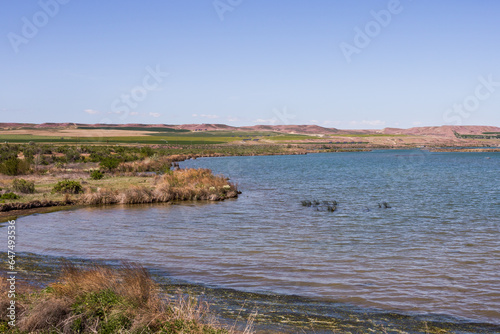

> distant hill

[
  {"left": 240, "top": 124, "right": 340, "bottom": 134},
  {"left": 380, "top": 125, "right": 500, "bottom": 137},
  {"left": 1, "top": 122, "right": 499, "bottom": 138}
]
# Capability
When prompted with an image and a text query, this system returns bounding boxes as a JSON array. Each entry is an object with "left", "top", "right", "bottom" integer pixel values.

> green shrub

[
  {"left": 0, "top": 156, "right": 30, "bottom": 175},
  {"left": 52, "top": 180, "right": 83, "bottom": 194},
  {"left": 140, "top": 146, "right": 154, "bottom": 157},
  {"left": 100, "top": 157, "right": 121, "bottom": 171},
  {"left": 90, "top": 169, "right": 104, "bottom": 180},
  {"left": 0, "top": 192, "right": 20, "bottom": 200},
  {"left": 12, "top": 178, "right": 35, "bottom": 194},
  {"left": 65, "top": 150, "right": 81, "bottom": 162}
]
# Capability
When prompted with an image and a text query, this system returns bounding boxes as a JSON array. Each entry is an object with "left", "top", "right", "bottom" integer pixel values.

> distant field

[
  {"left": 327, "top": 134, "right": 409, "bottom": 137},
  {"left": 76, "top": 126, "right": 189, "bottom": 133},
  {"left": 0, "top": 129, "right": 315, "bottom": 145}
]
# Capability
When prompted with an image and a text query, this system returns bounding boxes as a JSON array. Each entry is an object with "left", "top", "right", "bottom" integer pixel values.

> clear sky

[{"left": 1, "top": 0, "right": 499, "bottom": 129}]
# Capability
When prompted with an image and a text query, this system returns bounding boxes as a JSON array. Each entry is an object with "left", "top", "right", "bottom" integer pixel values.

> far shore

[
  {"left": 1, "top": 145, "right": 499, "bottom": 223},
  {"left": 1, "top": 142, "right": 500, "bottom": 333}
]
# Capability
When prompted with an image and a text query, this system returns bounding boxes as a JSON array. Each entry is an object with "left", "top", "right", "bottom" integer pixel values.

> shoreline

[
  {"left": 3, "top": 252, "right": 500, "bottom": 333},
  {"left": 2, "top": 149, "right": 500, "bottom": 332},
  {"left": 0, "top": 148, "right": 374, "bottom": 223},
  {"left": 0, "top": 204, "right": 74, "bottom": 223}
]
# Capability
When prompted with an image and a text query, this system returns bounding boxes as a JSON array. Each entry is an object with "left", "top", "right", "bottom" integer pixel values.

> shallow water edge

[{"left": 3, "top": 252, "right": 499, "bottom": 334}]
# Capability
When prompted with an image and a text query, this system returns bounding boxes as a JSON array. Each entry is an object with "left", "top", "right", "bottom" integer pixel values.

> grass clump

[
  {"left": 12, "top": 178, "right": 35, "bottom": 194},
  {"left": 0, "top": 263, "right": 248, "bottom": 334},
  {"left": 117, "top": 155, "right": 183, "bottom": 174},
  {"left": 79, "top": 168, "right": 239, "bottom": 205},
  {"left": 155, "top": 168, "right": 238, "bottom": 201},
  {"left": 52, "top": 180, "right": 84, "bottom": 194}
]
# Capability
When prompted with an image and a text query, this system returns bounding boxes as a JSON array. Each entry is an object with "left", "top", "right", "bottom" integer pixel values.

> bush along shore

[
  {"left": 0, "top": 263, "right": 255, "bottom": 334},
  {"left": 0, "top": 151, "right": 240, "bottom": 220},
  {"left": 0, "top": 141, "right": 368, "bottom": 219},
  {"left": 0, "top": 167, "right": 238, "bottom": 215}
]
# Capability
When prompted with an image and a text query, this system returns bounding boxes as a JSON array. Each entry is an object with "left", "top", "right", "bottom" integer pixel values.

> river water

[{"left": 10, "top": 150, "right": 500, "bottom": 325}]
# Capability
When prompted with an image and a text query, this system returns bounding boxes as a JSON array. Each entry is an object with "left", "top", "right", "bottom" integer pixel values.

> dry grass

[
  {"left": 79, "top": 187, "right": 118, "bottom": 205},
  {"left": 117, "top": 155, "right": 190, "bottom": 174},
  {"left": 0, "top": 264, "right": 254, "bottom": 334},
  {"left": 155, "top": 168, "right": 238, "bottom": 201},
  {"left": 79, "top": 168, "right": 238, "bottom": 205}
]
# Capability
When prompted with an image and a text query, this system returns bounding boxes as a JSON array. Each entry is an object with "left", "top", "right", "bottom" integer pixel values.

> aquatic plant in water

[{"left": 301, "top": 199, "right": 337, "bottom": 212}]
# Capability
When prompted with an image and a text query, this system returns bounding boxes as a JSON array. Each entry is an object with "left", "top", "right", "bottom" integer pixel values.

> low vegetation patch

[
  {"left": 80, "top": 168, "right": 239, "bottom": 205},
  {"left": 0, "top": 156, "right": 30, "bottom": 176},
  {"left": 0, "top": 192, "right": 20, "bottom": 200},
  {"left": 117, "top": 155, "right": 187, "bottom": 174},
  {"left": 155, "top": 168, "right": 238, "bottom": 201},
  {"left": 89, "top": 169, "right": 104, "bottom": 180},
  {"left": 0, "top": 263, "right": 251, "bottom": 333},
  {"left": 99, "top": 157, "right": 121, "bottom": 171},
  {"left": 52, "top": 180, "right": 84, "bottom": 194},
  {"left": 12, "top": 178, "right": 35, "bottom": 194}
]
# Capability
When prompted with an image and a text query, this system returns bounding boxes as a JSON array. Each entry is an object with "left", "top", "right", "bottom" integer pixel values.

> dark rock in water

[
  {"left": 301, "top": 199, "right": 337, "bottom": 213},
  {"left": 327, "top": 205, "right": 336, "bottom": 212}
]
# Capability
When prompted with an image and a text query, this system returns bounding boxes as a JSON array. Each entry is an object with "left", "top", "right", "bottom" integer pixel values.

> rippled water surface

[{"left": 11, "top": 150, "right": 500, "bottom": 324}]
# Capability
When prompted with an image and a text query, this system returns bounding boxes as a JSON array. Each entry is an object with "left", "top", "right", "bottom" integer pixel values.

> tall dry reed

[
  {"left": 79, "top": 168, "right": 238, "bottom": 205},
  {"left": 0, "top": 264, "right": 253, "bottom": 334}
]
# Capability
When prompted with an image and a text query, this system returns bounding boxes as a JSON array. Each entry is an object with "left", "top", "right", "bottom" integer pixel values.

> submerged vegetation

[
  {"left": 0, "top": 263, "right": 254, "bottom": 334},
  {"left": 301, "top": 199, "right": 337, "bottom": 212}
]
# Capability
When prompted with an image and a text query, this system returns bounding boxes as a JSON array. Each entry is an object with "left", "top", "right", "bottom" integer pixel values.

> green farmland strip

[{"left": 77, "top": 126, "right": 189, "bottom": 133}]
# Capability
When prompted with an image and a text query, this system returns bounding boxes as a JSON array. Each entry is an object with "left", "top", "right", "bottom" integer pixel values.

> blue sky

[{"left": 1, "top": 0, "right": 499, "bottom": 129}]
